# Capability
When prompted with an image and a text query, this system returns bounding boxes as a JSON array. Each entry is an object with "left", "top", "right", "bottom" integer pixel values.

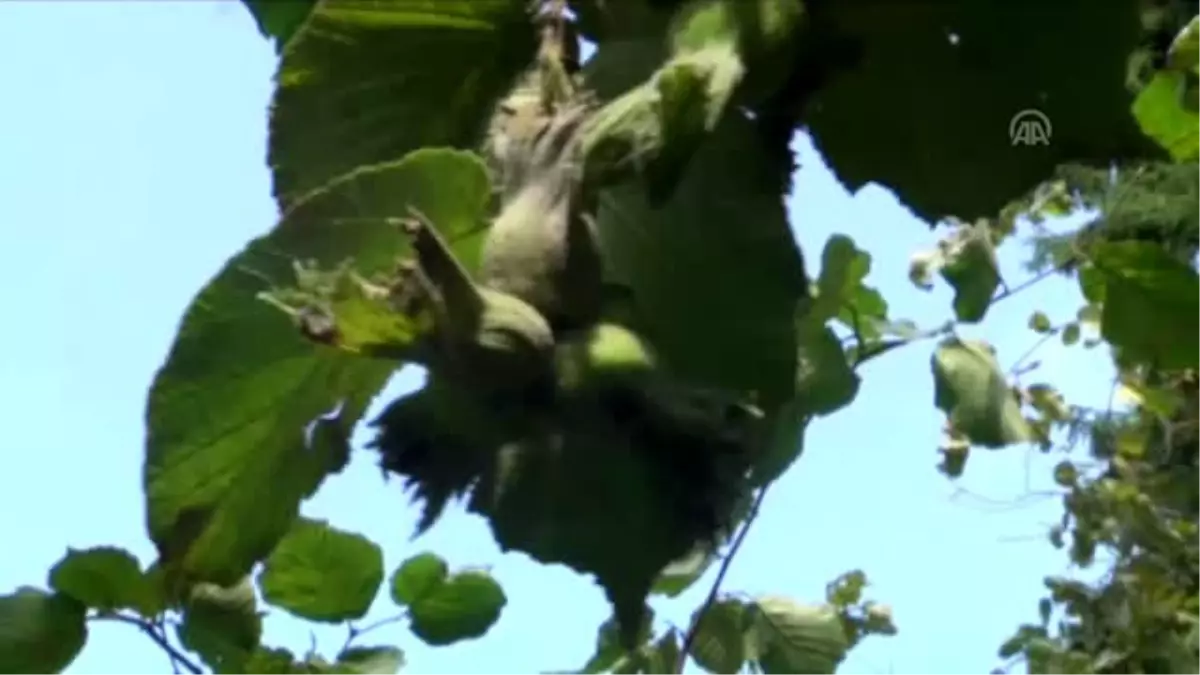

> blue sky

[{"left": 0, "top": 3, "right": 1116, "bottom": 674}]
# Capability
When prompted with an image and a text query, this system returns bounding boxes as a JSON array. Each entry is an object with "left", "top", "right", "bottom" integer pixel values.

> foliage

[{"left": 2, "top": 0, "right": 1197, "bottom": 673}]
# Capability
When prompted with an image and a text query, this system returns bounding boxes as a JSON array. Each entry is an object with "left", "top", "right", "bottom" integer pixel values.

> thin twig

[
  {"left": 153, "top": 617, "right": 183, "bottom": 675},
  {"left": 96, "top": 613, "right": 203, "bottom": 675},
  {"left": 990, "top": 266, "right": 1059, "bottom": 306},
  {"left": 341, "top": 612, "right": 409, "bottom": 654},
  {"left": 677, "top": 487, "right": 771, "bottom": 673}
]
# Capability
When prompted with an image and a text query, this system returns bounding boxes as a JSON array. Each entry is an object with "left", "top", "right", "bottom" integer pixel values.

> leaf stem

[
  {"left": 94, "top": 613, "right": 204, "bottom": 675},
  {"left": 678, "top": 486, "right": 771, "bottom": 673},
  {"left": 341, "top": 612, "right": 409, "bottom": 653}
]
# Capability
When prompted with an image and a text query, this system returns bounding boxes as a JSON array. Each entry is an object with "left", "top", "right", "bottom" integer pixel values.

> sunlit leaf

[
  {"left": 258, "top": 519, "right": 384, "bottom": 623},
  {"left": 931, "top": 338, "right": 1032, "bottom": 448},
  {"left": 144, "top": 149, "right": 491, "bottom": 586},
  {"left": 747, "top": 597, "right": 848, "bottom": 675},
  {"left": 48, "top": 546, "right": 160, "bottom": 617},
  {"left": 688, "top": 599, "right": 748, "bottom": 674}
]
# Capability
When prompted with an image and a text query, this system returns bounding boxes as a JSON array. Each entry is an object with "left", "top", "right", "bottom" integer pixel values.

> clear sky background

[{"left": 0, "top": 3, "right": 1116, "bottom": 674}]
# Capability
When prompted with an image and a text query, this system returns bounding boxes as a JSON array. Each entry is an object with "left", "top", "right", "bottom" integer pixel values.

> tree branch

[
  {"left": 95, "top": 613, "right": 204, "bottom": 675},
  {"left": 678, "top": 486, "right": 771, "bottom": 673}
]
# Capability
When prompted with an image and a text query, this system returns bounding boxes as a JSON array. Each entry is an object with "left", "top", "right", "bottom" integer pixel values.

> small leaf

[
  {"left": 688, "top": 599, "right": 747, "bottom": 674},
  {"left": 336, "top": 646, "right": 405, "bottom": 674},
  {"left": 640, "top": 629, "right": 682, "bottom": 674},
  {"left": 258, "top": 519, "right": 384, "bottom": 623},
  {"left": 652, "top": 547, "right": 716, "bottom": 598},
  {"left": 408, "top": 570, "right": 507, "bottom": 646},
  {"left": 177, "top": 578, "right": 262, "bottom": 673},
  {"left": 825, "top": 570, "right": 868, "bottom": 608},
  {"left": 1168, "top": 17, "right": 1200, "bottom": 75},
  {"left": 812, "top": 235, "right": 873, "bottom": 323},
  {"left": 908, "top": 250, "right": 941, "bottom": 290},
  {"left": 795, "top": 325, "right": 861, "bottom": 417},
  {"left": 1037, "top": 598, "right": 1052, "bottom": 626},
  {"left": 1027, "top": 311, "right": 1053, "bottom": 334},
  {"left": 939, "top": 222, "right": 1000, "bottom": 323},
  {"left": 1060, "top": 322, "right": 1081, "bottom": 346},
  {"left": 1077, "top": 304, "right": 1101, "bottom": 330},
  {"left": 390, "top": 552, "right": 449, "bottom": 607},
  {"left": 1051, "top": 461, "right": 1077, "bottom": 488},
  {"left": 931, "top": 338, "right": 1032, "bottom": 448},
  {"left": 48, "top": 546, "right": 158, "bottom": 616},
  {"left": 0, "top": 588, "right": 87, "bottom": 673}
]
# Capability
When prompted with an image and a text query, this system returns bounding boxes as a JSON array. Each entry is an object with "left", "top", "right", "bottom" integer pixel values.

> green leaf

[
  {"left": 269, "top": 0, "right": 536, "bottom": 207},
  {"left": 1132, "top": 71, "right": 1200, "bottom": 160},
  {"left": 651, "top": 546, "right": 716, "bottom": 598},
  {"left": 243, "top": 646, "right": 306, "bottom": 674},
  {"left": 794, "top": 324, "right": 861, "bottom": 417},
  {"left": 931, "top": 337, "right": 1032, "bottom": 448},
  {"left": 145, "top": 149, "right": 491, "bottom": 585},
  {"left": 749, "top": 322, "right": 859, "bottom": 489},
  {"left": 750, "top": 402, "right": 807, "bottom": 489},
  {"left": 389, "top": 552, "right": 449, "bottom": 607},
  {"left": 688, "top": 599, "right": 748, "bottom": 674},
  {"left": 242, "top": 0, "right": 313, "bottom": 50},
  {"left": 177, "top": 578, "right": 262, "bottom": 674},
  {"left": 590, "top": 112, "right": 806, "bottom": 402},
  {"left": 407, "top": 570, "right": 507, "bottom": 647},
  {"left": 1061, "top": 322, "right": 1081, "bottom": 346},
  {"left": 1028, "top": 311, "right": 1053, "bottom": 334},
  {"left": 335, "top": 646, "right": 405, "bottom": 674},
  {"left": 258, "top": 519, "right": 384, "bottom": 623},
  {"left": 939, "top": 222, "right": 1000, "bottom": 323},
  {"left": 1168, "top": 16, "right": 1200, "bottom": 75},
  {"left": 48, "top": 546, "right": 159, "bottom": 617},
  {"left": 640, "top": 629, "right": 682, "bottom": 674},
  {"left": 1089, "top": 241, "right": 1200, "bottom": 369},
  {"left": 801, "top": 1, "right": 1161, "bottom": 221},
  {"left": 582, "top": 1, "right": 748, "bottom": 200},
  {"left": 748, "top": 598, "right": 849, "bottom": 675},
  {"left": 0, "top": 588, "right": 87, "bottom": 673},
  {"left": 580, "top": 612, "right": 655, "bottom": 674}
]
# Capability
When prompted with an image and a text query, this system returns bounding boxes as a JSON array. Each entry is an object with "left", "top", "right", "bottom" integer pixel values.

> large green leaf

[
  {"left": 48, "top": 546, "right": 160, "bottom": 617},
  {"left": 1088, "top": 241, "right": 1200, "bottom": 369},
  {"left": 592, "top": 113, "right": 806, "bottom": 404},
  {"left": 583, "top": 8, "right": 806, "bottom": 404},
  {"left": 0, "top": 588, "right": 87, "bottom": 673},
  {"left": 1132, "top": 71, "right": 1200, "bottom": 161},
  {"left": 144, "top": 149, "right": 492, "bottom": 585},
  {"left": 747, "top": 598, "right": 848, "bottom": 675},
  {"left": 242, "top": 0, "right": 314, "bottom": 50},
  {"left": 802, "top": 1, "right": 1161, "bottom": 222},
  {"left": 269, "top": 0, "right": 536, "bottom": 207},
  {"left": 177, "top": 579, "right": 262, "bottom": 674},
  {"left": 931, "top": 337, "right": 1032, "bottom": 448},
  {"left": 688, "top": 599, "right": 748, "bottom": 674},
  {"left": 259, "top": 519, "right": 384, "bottom": 623}
]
